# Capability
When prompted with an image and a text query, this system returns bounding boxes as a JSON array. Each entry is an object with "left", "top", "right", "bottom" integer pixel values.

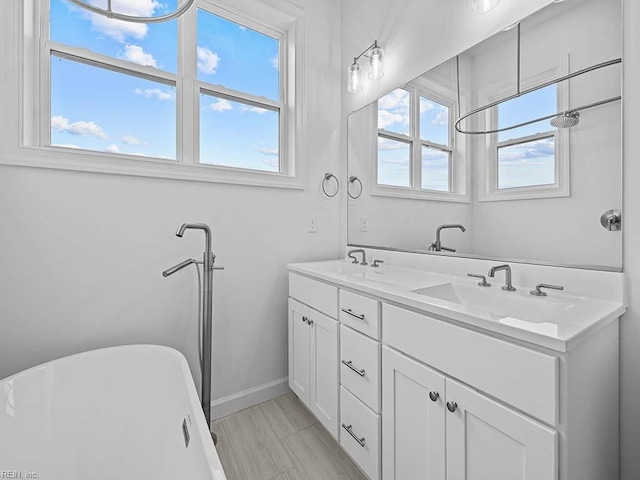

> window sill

[
  {"left": 478, "top": 184, "right": 569, "bottom": 202},
  {"left": 0, "top": 145, "right": 306, "bottom": 190},
  {"left": 371, "top": 185, "right": 470, "bottom": 203}
]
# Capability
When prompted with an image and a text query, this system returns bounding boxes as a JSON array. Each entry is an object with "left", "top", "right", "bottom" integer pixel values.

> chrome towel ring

[
  {"left": 348, "top": 176, "right": 363, "bottom": 199},
  {"left": 322, "top": 173, "right": 340, "bottom": 197}
]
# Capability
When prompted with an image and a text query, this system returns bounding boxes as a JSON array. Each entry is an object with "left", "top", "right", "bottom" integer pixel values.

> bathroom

[{"left": 0, "top": 0, "right": 638, "bottom": 478}]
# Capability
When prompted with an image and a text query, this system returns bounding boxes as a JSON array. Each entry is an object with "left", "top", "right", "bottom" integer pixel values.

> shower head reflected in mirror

[{"left": 550, "top": 111, "right": 580, "bottom": 128}]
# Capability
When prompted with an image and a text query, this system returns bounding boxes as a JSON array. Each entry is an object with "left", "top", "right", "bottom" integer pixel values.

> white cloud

[
  {"left": 121, "top": 134, "right": 141, "bottom": 145},
  {"left": 420, "top": 98, "right": 435, "bottom": 113},
  {"left": 241, "top": 105, "right": 268, "bottom": 114},
  {"left": 377, "top": 88, "right": 410, "bottom": 129},
  {"left": 378, "top": 89, "right": 410, "bottom": 113},
  {"left": 197, "top": 47, "right": 221, "bottom": 75},
  {"left": 270, "top": 55, "right": 279, "bottom": 70},
  {"left": 378, "top": 110, "right": 406, "bottom": 130},
  {"left": 104, "top": 144, "right": 120, "bottom": 153},
  {"left": 238, "top": 25, "right": 247, "bottom": 31},
  {"left": 83, "top": 0, "right": 160, "bottom": 43},
  {"left": 209, "top": 99, "right": 233, "bottom": 112},
  {"left": 134, "top": 88, "right": 175, "bottom": 100},
  {"left": 90, "top": 15, "right": 148, "bottom": 43},
  {"left": 51, "top": 116, "right": 108, "bottom": 139},
  {"left": 122, "top": 44, "right": 157, "bottom": 68},
  {"left": 258, "top": 147, "right": 279, "bottom": 156},
  {"left": 52, "top": 144, "right": 80, "bottom": 149},
  {"left": 431, "top": 107, "right": 449, "bottom": 127}
]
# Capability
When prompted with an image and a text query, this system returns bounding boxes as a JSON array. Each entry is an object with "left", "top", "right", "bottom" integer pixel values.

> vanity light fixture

[
  {"left": 472, "top": 0, "right": 500, "bottom": 14},
  {"left": 347, "top": 40, "right": 385, "bottom": 93}
]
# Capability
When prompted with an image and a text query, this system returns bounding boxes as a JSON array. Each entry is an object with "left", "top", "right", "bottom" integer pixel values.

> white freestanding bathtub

[{"left": 0, "top": 345, "right": 226, "bottom": 479}]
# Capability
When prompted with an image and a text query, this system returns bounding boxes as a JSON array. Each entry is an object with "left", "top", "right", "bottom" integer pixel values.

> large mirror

[{"left": 347, "top": 0, "right": 622, "bottom": 271}]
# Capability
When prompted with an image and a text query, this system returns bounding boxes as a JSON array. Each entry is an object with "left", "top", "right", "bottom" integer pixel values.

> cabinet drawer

[
  {"left": 382, "top": 304, "right": 558, "bottom": 426},
  {"left": 289, "top": 273, "right": 338, "bottom": 318},
  {"left": 340, "top": 387, "right": 380, "bottom": 480},
  {"left": 340, "top": 325, "right": 381, "bottom": 413},
  {"left": 340, "top": 290, "right": 380, "bottom": 339}
]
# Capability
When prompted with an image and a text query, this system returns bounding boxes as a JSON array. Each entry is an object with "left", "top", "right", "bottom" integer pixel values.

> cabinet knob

[
  {"left": 307, "top": 318, "right": 314, "bottom": 326},
  {"left": 429, "top": 391, "right": 439, "bottom": 402},
  {"left": 302, "top": 316, "right": 308, "bottom": 323},
  {"left": 446, "top": 401, "right": 458, "bottom": 413}
]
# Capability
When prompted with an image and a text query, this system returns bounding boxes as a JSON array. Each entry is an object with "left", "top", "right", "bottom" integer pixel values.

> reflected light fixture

[
  {"left": 347, "top": 40, "right": 385, "bottom": 93},
  {"left": 472, "top": 0, "right": 500, "bottom": 14}
]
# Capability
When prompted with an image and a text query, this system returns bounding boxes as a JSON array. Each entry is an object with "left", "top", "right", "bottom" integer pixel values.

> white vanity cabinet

[
  {"left": 382, "top": 346, "right": 556, "bottom": 480},
  {"left": 288, "top": 275, "right": 339, "bottom": 438},
  {"left": 288, "top": 263, "right": 621, "bottom": 480}
]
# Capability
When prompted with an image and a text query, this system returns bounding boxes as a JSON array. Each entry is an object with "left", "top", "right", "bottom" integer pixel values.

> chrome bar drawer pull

[
  {"left": 342, "top": 423, "right": 366, "bottom": 447},
  {"left": 341, "top": 308, "right": 365, "bottom": 320},
  {"left": 341, "top": 360, "right": 366, "bottom": 377}
]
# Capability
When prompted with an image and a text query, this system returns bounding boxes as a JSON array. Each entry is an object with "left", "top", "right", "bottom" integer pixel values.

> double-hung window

[
  {"left": 375, "top": 85, "right": 465, "bottom": 201},
  {"left": 480, "top": 72, "right": 570, "bottom": 201},
  {"left": 17, "top": 0, "right": 302, "bottom": 187}
]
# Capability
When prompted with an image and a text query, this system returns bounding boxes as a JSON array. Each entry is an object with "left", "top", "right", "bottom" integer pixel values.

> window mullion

[
  {"left": 180, "top": 5, "right": 197, "bottom": 165},
  {"left": 198, "top": 81, "right": 282, "bottom": 111},
  {"left": 412, "top": 89, "right": 421, "bottom": 190}
]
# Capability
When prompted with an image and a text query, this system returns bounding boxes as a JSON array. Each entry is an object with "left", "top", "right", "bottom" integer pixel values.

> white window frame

[
  {"left": 371, "top": 83, "right": 469, "bottom": 203},
  {"left": 0, "top": 0, "right": 306, "bottom": 190},
  {"left": 477, "top": 64, "right": 570, "bottom": 202}
]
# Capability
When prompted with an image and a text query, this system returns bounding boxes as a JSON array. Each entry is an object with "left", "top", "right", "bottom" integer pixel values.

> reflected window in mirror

[
  {"left": 496, "top": 84, "right": 557, "bottom": 189},
  {"left": 480, "top": 77, "right": 569, "bottom": 201},
  {"left": 376, "top": 86, "right": 458, "bottom": 196}
]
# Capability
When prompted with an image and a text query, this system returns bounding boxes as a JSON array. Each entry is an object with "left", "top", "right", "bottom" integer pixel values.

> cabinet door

[
  {"left": 288, "top": 298, "right": 310, "bottom": 405},
  {"left": 382, "top": 346, "right": 446, "bottom": 480},
  {"left": 446, "top": 378, "right": 557, "bottom": 480},
  {"left": 310, "top": 309, "right": 339, "bottom": 438}
]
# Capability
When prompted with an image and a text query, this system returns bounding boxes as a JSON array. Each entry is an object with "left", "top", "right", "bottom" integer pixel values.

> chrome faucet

[
  {"left": 347, "top": 249, "right": 368, "bottom": 265},
  {"left": 429, "top": 224, "right": 466, "bottom": 252},
  {"left": 162, "top": 222, "right": 223, "bottom": 441},
  {"left": 488, "top": 264, "right": 516, "bottom": 291}
]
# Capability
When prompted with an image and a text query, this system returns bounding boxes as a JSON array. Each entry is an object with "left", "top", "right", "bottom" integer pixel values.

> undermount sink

[{"left": 411, "top": 282, "right": 575, "bottom": 324}]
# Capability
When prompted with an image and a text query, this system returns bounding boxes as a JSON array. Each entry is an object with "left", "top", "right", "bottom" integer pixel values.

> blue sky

[
  {"left": 377, "top": 84, "right": 557, "bottom": 190},
  {"left": 49, "top": 0, "right": 280, "bottom": 170},
  {"left": 377, "top": 88, "right": 451, "bottom": 191}
]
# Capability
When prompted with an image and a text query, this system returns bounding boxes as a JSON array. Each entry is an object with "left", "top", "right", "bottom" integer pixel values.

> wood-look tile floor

[{"left": 211, "top": 393, "right": 367, "bottom": 480}]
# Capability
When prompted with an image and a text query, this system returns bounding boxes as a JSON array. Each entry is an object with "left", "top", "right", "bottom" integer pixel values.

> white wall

[
  {"left": 0, "top": 0, "right": 343, "bottom": 413},
  {"left": 342, "top": 0, "right": 639, "bottom": 479},
  {"left": 621, "top": 1, "right": 640, "bottom": 478}
]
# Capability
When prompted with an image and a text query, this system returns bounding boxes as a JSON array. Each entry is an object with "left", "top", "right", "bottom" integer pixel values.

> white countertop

[{"left": 288, "top": 259, "right": 626, "bottom": 352}]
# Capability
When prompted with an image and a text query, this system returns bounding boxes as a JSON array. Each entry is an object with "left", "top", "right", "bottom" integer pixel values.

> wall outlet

[
  {"left": 361, "top": 216, "right": 368, "bottom": 232},
  {"left": 308, "top": 215, "right": 318, "bottom": 233}
]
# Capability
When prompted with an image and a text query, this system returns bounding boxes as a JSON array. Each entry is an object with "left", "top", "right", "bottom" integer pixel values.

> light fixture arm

[
  {"left": 352, "top": 41, "right": 380, "bottom": 65},
  {"left": 66, "top": 0, "right": 196, "bottom": 24}
]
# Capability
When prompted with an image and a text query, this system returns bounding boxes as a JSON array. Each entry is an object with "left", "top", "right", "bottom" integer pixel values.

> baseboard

[{"left": 210, "top": 376, "right": 291, "bottom": 420}]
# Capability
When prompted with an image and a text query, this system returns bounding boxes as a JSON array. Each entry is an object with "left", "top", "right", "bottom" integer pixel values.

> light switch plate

[{"left": 308, "top": 215, "right": 318, "bottom": 233}]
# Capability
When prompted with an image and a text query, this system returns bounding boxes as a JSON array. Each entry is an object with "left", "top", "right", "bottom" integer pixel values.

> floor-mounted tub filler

[{"left": 0, "top": 345, "right": 227, "bottom": 480}]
